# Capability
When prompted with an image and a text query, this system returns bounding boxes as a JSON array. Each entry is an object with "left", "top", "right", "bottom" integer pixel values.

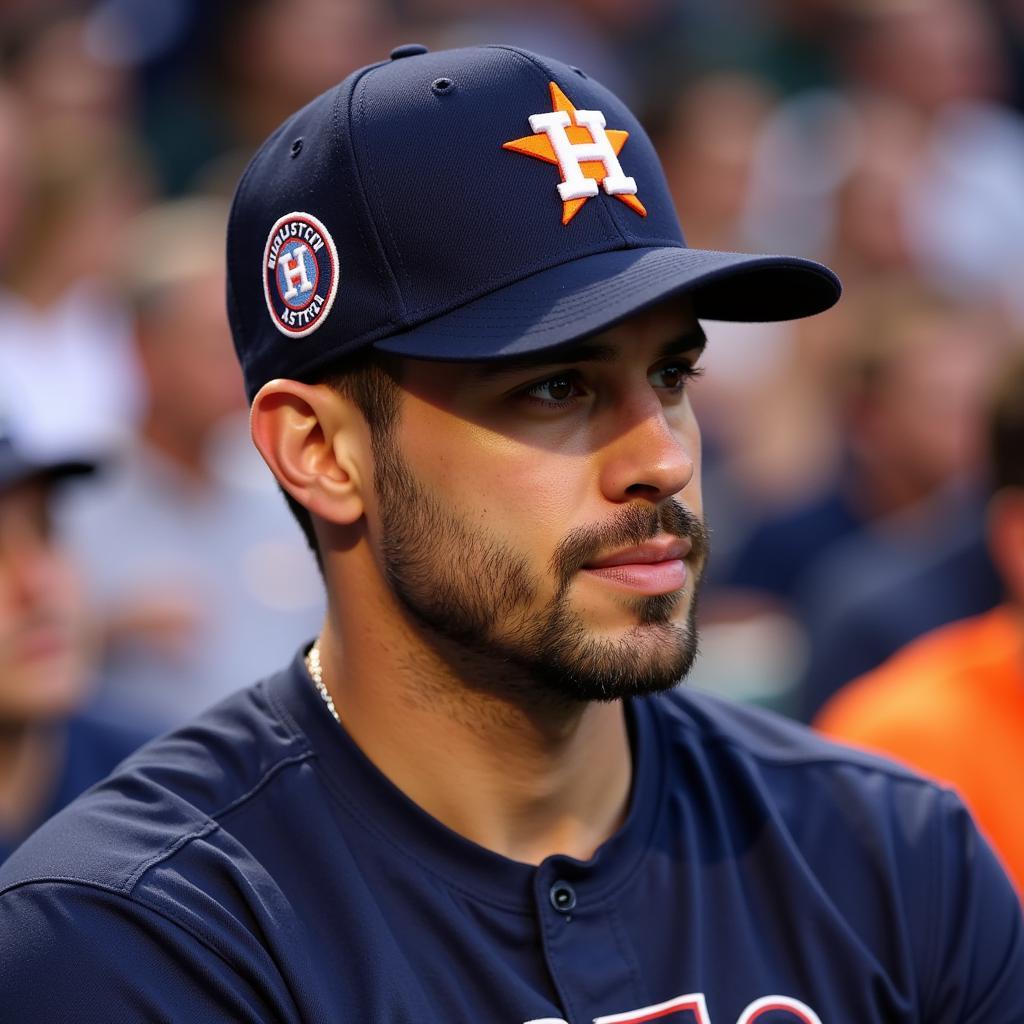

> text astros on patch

[{"left": 263, "top": 211, "right": 339, "bottom": 337}]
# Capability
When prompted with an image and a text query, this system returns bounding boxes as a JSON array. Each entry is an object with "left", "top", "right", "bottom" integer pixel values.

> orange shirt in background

[{"left": 815, "top": 605, "right": 1024, "bottom": 896}]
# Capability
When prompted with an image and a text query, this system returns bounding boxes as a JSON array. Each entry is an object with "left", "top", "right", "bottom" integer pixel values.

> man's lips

[
  {"left": 581, "top": 538, "right": 691, "bottom": 595},
  {"left": 583, "top": 538, "right": 691, "bottom": 569}
]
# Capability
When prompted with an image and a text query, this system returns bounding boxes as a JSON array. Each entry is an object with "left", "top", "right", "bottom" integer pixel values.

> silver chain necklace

[{"left": 305, "top": 639, "right": 341, "bottom": 725}]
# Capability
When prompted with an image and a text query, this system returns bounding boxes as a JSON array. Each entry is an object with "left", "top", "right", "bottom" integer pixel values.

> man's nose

[{"left": 597, "top": 388, "right": 697, "bottom": 504}]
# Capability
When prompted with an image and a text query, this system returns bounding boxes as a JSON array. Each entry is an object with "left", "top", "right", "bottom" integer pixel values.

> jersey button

[
  {"left": 390, "top": 43, "right": 429, "bottom": 60},
  {"left": 549, "top": 880, "right": 577, "bottom": 914}
]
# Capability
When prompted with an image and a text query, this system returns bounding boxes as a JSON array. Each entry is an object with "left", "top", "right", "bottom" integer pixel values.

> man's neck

[{"left": 317, "top": 610, "right": 633, "bottom": 866}]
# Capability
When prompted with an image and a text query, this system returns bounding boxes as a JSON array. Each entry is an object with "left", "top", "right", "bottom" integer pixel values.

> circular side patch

[{"left": 263, "top": 212, "right": 339, "bottom": 337}]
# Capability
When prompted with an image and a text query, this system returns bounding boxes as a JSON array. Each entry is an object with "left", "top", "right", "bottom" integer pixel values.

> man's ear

[{"left": 250, "top": 379, "right": 367, "bottom": 526}]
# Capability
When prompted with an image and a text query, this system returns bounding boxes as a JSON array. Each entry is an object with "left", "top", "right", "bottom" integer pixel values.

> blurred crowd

[{"left": 1, "top": 0, "right": 1023, "bottom": 881}]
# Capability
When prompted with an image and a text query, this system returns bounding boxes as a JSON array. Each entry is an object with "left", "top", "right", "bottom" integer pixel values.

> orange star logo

[{"left": 503, "top": 82, "right": 648, "bottom": 226}]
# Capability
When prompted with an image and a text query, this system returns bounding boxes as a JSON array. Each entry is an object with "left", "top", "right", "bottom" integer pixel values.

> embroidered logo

[
  {"left": 503, "top": 82, "right": 647, "bottom": 225},
  {"left": 263, "top": 212, "right": 339, "bottom": 337}
]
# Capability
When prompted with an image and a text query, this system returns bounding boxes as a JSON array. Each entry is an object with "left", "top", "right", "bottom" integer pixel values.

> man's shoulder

[
  {"left": 649, "top": 686, "right": 947, "bottom": 806},
  {"left": 646, "top": 687, "right": 1008, "bottom": 909},
  {"left": 0, "top": 665, "right": 311, "bottom": 898}
]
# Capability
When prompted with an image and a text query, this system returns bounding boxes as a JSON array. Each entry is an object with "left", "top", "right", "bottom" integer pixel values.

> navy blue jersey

[{"left": 1, "top": 650, "right": 1021, "bottom": 1023}]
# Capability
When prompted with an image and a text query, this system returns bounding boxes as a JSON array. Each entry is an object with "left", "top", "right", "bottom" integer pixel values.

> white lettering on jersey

[
  {"left": 595, "top": 992, "right": 710, "bottom": 1023},
  {"left": 523, "top": 992, "right": 822, "bottom": 1024},
  {"left": 735, "top": 995, "right": 822, "bottom": 1024}
]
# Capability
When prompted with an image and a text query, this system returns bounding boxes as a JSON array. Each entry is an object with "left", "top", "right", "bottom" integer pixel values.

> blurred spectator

[
  {"left": 59, "top": 198, "right": 323, "bottom": 731},
  {"left": 839, "top": 0, "right": 1006, "bottom": 115},
  {"left": 656, "top": 73, "right": 777, "bottom": 254},
  {"left": 218, "top": 0, "right": 391, "bottom": 146},
  {"left": 719, "top": 282, "right": 1005, "bottom": 602},
  {"left": 141, "top": 0, "right": 396, "bottom": 195},
  {"left": 827, "top": 96, "right": 924, "bottom": 289},
  {"left": 0, "top": 427, "right": 147, "bottom": 864},
  {"left": 796, "top": 484, "right": 1003, "bottom": 721},
  {"left": 815, "top": 350, "right": 1024, "bottom": 895},
  {"left": 0, "top": 136, "right": 146, "bottom": 458},
  {"left": 0, "top": 85, "right": 28, "bottom": 272},
  {"left": 743, "top": 0, "right": 1024, "bottom": 325},
  {"left": 694, "top": 282, "right": 1010, "bottom": 712},
  {"left": 0, "top": 134, "right": 148, "bottom": 458},
  {"left": 791, "top": 289, "right": 1013, "bottom": 718},
  {"left": 0, "top": 13, "right": 149, "bottom": 459},
  {"left": 4, "top": 9, "right": 138, "bottom": 158}
]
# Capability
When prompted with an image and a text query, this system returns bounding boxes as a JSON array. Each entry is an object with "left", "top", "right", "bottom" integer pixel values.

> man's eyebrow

[
  {"left": 663, "top": 328, "right": 708, "bottom": 357},
  {"left": 473, "top": 327, "right": 708, "bottom": 379}
]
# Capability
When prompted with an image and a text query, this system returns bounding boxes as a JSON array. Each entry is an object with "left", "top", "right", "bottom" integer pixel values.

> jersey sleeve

[
  {"left": 921, "top": 789, "right": 1024, "bottom": 1022},
  {"left": 0, "top": 880, "right": 299, "bottom": 1023}
]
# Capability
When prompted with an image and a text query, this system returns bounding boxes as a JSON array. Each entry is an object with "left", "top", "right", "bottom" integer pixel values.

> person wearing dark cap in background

[
  {"left": 0, "top": 44, "right": 1021, "bottom": 1022},
  {"left": 0, "top": 431, "right": 147, "bottom": 864}
]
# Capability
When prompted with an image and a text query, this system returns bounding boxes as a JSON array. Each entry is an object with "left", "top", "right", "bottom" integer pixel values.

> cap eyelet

[
  {"left": 290, "top": 138, "right": 303, "bottom": 158},
  {"left": 431, "top": 77, "right": 455, "bottom": 96}
]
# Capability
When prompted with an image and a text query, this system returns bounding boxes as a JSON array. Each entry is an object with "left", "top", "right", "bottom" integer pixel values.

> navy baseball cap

[{"left": 228, "top": 44, "right": 841, "bottom": 399}]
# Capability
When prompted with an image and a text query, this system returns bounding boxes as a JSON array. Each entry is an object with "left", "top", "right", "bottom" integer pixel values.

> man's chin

[
  {"left": 495, "top": 573, "right": 699, "bottom": 703},
  {"left": 525, "top": 617, "right": 700, "bottom": 704},
  {"left": 570, "top": 586, "right": 692, "bottom": 637}
]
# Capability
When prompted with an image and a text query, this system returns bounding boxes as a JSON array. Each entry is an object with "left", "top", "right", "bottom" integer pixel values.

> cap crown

[{"left": 228, "top": 45, "right": 683, "bottom": 397}]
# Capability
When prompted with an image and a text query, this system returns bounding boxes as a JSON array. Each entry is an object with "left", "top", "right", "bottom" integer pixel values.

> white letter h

[
  {"left": 528, "top": 109, "right": 637, "bottom": 202},
  {"left": 281, "top": 244, "right": 314, "bottom": 301}
]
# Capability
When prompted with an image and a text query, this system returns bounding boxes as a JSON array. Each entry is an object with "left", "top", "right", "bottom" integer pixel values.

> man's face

[
  {"left": 137, "top": 270, "right": 246, "bottom": 442},
  {"left": 363, "top": 304, "right": 709, "bottom": 704},
  {"left": 0, "top": 480, "right": 87, "bottom": 723}
]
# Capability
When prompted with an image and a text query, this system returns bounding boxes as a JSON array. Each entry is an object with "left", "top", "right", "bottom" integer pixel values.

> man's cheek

[{"left": 484, "top": 467, "right": 583, "bottom": 537}]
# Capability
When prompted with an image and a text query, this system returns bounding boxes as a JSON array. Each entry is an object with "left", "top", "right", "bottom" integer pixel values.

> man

[
  {"left": 816, "top": 350, "right": 1024, "bottom": 896},
  {"left": 1, "top": 45, "right": 1021, "bottom": 1022},
  {"left": 0, "top": 429, "right": 146, "bottom": 863}
]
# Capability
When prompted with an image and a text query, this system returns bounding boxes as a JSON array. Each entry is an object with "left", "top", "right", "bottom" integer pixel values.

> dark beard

[{"left": 374, "top": 439, "right": 708, "bottom": 704}]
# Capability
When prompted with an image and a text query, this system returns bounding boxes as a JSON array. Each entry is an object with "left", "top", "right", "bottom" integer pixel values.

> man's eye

[
  {"left": 524, "top": 375, "right": 582, "bottom": 404},
  {"left": 651, "top": 363, "right": 702, "bottom": 391}
]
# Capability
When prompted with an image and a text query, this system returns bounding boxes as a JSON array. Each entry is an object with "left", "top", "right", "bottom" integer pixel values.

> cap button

[
  {"left": 390, "top": 43, "right": 429, "bottom": 60},
  {"left": 549, "top": 880, "right": 577, "bottom": 915}
]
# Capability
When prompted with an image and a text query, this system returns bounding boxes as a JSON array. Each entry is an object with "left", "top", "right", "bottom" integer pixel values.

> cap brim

[
  {"left": 374, "top": 246, "right": 840, "bottom": 361},
  {"left": 0, "top": 455, "right": 96, "bottom": 493}
]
